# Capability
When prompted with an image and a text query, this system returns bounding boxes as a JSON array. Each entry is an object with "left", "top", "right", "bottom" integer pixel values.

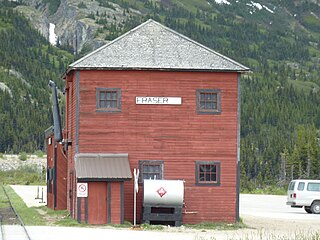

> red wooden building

[{"left": 47, "top": 19, "right": 249, "bottom": 225}]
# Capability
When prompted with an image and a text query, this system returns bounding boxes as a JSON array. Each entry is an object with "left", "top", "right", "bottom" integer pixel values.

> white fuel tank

[{"left": 143, "top": 179, "right": 184, "bottom": 206}]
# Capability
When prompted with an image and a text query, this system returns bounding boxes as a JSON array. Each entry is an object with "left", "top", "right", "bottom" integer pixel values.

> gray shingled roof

[
  {"left": 75, "top": 153, "right": 132, "bottom": 180},
  {"left": 68, "top": 19, "right": 249, "bottom": 72}
]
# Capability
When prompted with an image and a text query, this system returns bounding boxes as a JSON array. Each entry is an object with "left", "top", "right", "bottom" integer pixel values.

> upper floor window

[
  {"left": 139, "top": 160, "right": 164, "bottom": 183},
  {"left": 96, "top": 88, "right": 121, "bottom": 112},
  {"left": 196, "top": 161, "right": 220, "bottom": 186},
  {"left": 196, "top": 89, "right": 221, "bottom": 114}
]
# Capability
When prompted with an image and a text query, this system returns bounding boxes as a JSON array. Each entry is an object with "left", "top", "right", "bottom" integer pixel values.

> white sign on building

[
  {"left": 77, "top": 183, "right": 88, "bottom": 197},
  {"left": 136, "top": 97, "right": 181, "bottom": 105}
]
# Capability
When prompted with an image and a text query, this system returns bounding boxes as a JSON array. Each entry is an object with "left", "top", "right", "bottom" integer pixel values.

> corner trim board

[
  {"left": 77, "top": 197, "right": 81, "bottom": 223},
  {"left": 121, "top": 182, "right": 124, "bottom": 224},
  {"left": 236, "top": 73, "right": 241, "bottom": 222},
  {"left": 75, "top": 70, "right": 80, "bottom": 154},
  {"left": 108, "top": 183, "right": 111, "bottom": 224}
]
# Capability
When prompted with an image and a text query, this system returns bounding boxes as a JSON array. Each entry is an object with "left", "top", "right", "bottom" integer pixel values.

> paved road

[{"left": 240, "top": 194, "right": 320, "bottom": 220}]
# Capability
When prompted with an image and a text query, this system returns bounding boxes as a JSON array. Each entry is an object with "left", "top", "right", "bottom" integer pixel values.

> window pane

[
  {"left": 205, "top": 174, "right": 211, "bottom": 181},
  {"left": 97, "top": 89, "right": 121, "bottom": 111},
  {"left": 100, "top": 91, "right": 106, "bottom": 100},
  {"left": 110, "top": 100, "right": 117, "bottom": 108},
  {"left": 106, "top": 100, "right": 112, "bottom": 108},
  {"left": 200, "top": 102, "right": 205, "bottom": 109},
  {"left": 307, "top": 183, "right": 320, "bottom": 191},
  {"left": 198, "top": 163, "right": 218, "bottom": 183},
  {"left": 205, "top": 93, "right": 212, "bottom": 100},
  {"left": 197, "top": 90, "right": 220, "bottom": 114},
  {"left": 298, "top": 182, "right": 305, "bottom": 191},
  {"left": 212, "top": 102, "right": 217, "bottom": 110},
  {"left": 211, "top": 174, "right": 217, "bottom": 182},
  {"left": 205, "top": 102, "right": 211, "bottom": 109},
  {"left": 212, "top": 94, "right": 217, "bottom": 101},
  {"left": 100, "top": 100, "right": 106, "bottom": 108},
  {"left": 143, "top": 165, "right": 149, "bottom": 172},
  {"left": 111, "top": 92, "right": 117, "bottom": 100},
  {"left": 140, "top": 161, "right": 163, "bottom": 182}
]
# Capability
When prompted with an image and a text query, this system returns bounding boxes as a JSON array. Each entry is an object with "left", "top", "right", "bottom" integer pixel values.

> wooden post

[{"left": 133, "top": 168, "right": 139, "bottom": 226}]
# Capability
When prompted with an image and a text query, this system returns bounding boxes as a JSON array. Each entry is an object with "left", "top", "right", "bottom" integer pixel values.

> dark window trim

[
  {"left": 96, "top": 88, "right": 122, "bottom": 112},
  {"left": 196, "top": 89, "right": 221, "bottom": 114},
  {"left": 196, "top": 161, "right": 220, "bottom": 186},
  {"left": 138, "top": 160, "right": 164, "bottom": 183}
]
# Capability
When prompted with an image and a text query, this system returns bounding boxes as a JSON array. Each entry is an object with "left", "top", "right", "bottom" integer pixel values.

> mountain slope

[{"left": 0, "top": 2, "right": 73, "bottom": 152}]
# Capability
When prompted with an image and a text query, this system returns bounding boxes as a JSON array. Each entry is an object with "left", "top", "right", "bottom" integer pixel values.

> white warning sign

[{"left": 77, "top": 183, "right": 88, "bottom": 197}]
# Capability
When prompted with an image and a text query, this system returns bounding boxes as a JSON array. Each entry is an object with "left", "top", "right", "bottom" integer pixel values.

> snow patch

[
  {"left": 0, "top": 82, "right": 13, "bottom": 98},
  {"left": 250, "top": 1, "right": 262, "bottom": 10},
  {"left": 49, "top": 23, "right": 58, "bottom": 46},
  {"left": 263, "top": 5, "right": 274, "bottom": 14},
  {"left": 247, "top": 1, "right": 274, "bottom": 14},
  {"left": 214, "top": 0, "right": 231, "bottom": 5}
]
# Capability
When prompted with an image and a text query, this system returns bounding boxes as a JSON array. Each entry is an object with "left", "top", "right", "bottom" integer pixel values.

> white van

[{"left": 287, "top": 179, "right": 320, "bottom": 214}]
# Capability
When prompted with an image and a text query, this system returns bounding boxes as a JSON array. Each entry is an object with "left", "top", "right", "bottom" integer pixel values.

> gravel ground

[{"left": 0, "top": 154, "right": 46, "bottom": 171}]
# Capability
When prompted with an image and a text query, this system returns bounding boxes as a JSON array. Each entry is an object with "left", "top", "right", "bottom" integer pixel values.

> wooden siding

[
  {"left": 110, "top": 182, "right": 121, "bottom": 224},
  {"left": 46, "top": 135, "right": 54, "bottom": 209},
  {"left": 55, "top": 141, "right": 67, "bottom": 210},
  {"left": 67, "top": 69, "right": 239, "bottom": 224},
  {"left": 46, "top": 135, "right": 67, "bottom": 210},
  {"left": 65, "top": 72, "right": 78, "bottom": 218}
]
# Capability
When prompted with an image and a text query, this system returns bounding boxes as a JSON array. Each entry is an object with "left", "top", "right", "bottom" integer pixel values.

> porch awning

[{"left": 75, "top": 153, "right": 132, "bottom": 181}]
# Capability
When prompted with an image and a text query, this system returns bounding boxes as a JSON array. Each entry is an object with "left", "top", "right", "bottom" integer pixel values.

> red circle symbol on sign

[{"left": 78, "top": 184, "right": 86, "bottom": 192}]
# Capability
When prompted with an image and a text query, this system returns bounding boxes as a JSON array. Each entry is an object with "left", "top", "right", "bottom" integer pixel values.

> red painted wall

[
  {"left": 110, "top": 182, "right": 121, "bottom": 224},
  {"left": 66, "top": 70, "right": 239, "bottom": 224},
  {"left": 46, "top": 135, "right": 54, "bottom": 209},
  {"left": 46, "top": 134, "right": 67, "bottom": 210}
]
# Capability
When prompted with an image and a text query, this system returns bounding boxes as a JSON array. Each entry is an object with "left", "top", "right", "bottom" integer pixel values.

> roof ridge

[
  {"left": 67, "top": 19, "right": 249, "bottom": 73},
  {"left": 69, "top": 19, "right": 155, "bottom": 68},
  {"left": 149, "top": 20, "right": 248, "bottom": 70}
]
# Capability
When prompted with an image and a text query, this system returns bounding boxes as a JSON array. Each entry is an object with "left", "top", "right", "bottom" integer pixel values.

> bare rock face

[
  {"left": 16, "top": 1, "right": 50, "bottom": 41},
  {"left": 16, "top": 0, "right": 140, "bottom": 54}
]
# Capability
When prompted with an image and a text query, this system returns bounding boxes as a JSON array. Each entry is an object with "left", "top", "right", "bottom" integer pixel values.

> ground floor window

[
  {"left": 139, "top": 160, "right": 164, "bottom": 183},
  {"left": 196, "top": 161, "right": 220, "bottom": 186}
]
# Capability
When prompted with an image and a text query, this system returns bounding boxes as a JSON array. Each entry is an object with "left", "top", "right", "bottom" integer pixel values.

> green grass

[
  {"left": 241, "top": 186, "right": 287, "bottom": 195},
  {"left": 3, "top": 185, "right": 46, "bottom": 225},
  {"left": 0, "top": 166, "right": 46, "bottom": 185},
  {"left": 0, "top": 185, "right": 9, "bottom": 208}
]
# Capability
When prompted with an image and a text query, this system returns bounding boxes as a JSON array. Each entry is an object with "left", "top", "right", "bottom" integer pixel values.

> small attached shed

[
  {"left": 45, "top": 127, "right": 67, "bottom": 210},
  {"left": 75, "top": 154, "right": 131, "bottom": 224}
]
